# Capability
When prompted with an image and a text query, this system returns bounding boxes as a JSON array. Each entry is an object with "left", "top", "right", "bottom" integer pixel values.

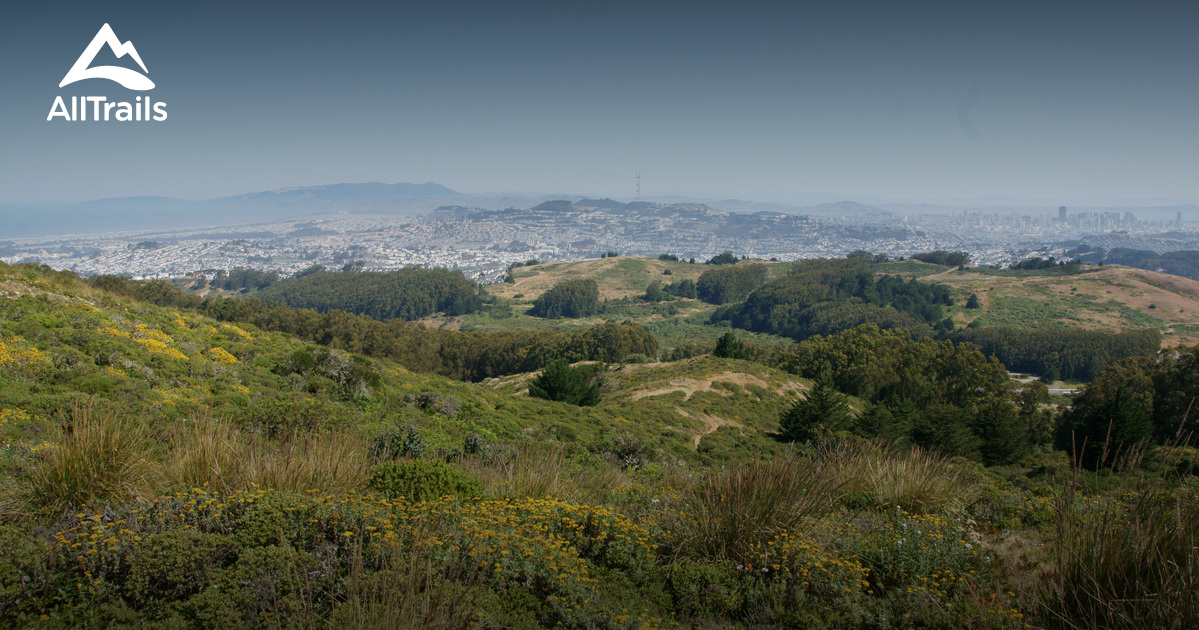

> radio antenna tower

[{"left": 635, "top": 171, "right": 641, "bottom": 201}]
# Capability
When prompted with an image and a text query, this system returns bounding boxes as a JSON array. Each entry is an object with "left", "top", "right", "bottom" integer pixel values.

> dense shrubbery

[
  {"left": 368, "top": 458, "right": 483, "bottom": 501},
  {"left": 663, "top": 278, "right": 696, "bottom": 299},
  {"left": 211, "top": 267, "right": 279, "bottom": 291},
  {"left": 704, "top": 251, "right": 740, "bottom": 265},
  {"left": 255, "top": 266, "right": 484, "bottom": 320},
  {"left": 527, "top": 278, "right": 601, "bottom": 318},
  {"left": 782, "top": 326, "right": 1035, "bottom": 463}
]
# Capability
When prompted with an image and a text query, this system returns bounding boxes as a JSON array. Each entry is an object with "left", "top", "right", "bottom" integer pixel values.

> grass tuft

[
  {"left": 675, "top": 448, "right": 840, "bottom": 560},
  {"left": 20, "top": 402, "right": 157, "bottom": 516}
]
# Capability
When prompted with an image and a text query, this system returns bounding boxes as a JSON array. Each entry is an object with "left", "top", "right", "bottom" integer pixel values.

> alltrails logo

[{"left": 47, "top": 23, "right": 167, "bottom": 122}]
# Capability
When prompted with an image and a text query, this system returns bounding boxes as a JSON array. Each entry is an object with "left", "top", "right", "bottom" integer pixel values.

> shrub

[
  {"left": 368, "top": 459, "right": 483, "bottom": 502},
  {"left": 372, "top": 424, "right": 427, "bottom": 460}
]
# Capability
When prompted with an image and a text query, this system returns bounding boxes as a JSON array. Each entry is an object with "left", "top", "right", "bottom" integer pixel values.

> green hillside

[{"left": 1, "top": 261, "right": 1197, "bottom": 629}]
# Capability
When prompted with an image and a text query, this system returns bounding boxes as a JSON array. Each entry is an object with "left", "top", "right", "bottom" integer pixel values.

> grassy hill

[
  {"left": 449, "top": 256, "right": 1199, "bottom": 351},
  {"left": 2, "top": 261, "right": 1197, "bottom": 629},
  {"left": 0, "top": 263, "right": 809, "bottom": 471},
  {"left": 877, "top": 261, "right": 1199, "bottom": 347}
]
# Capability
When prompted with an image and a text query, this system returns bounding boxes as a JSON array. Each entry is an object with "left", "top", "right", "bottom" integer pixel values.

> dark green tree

[
  {"left": 780, "top": 378, "right": 853, "bottom": 442},
  {"left": 965, "top": 294, "right": 981, "bottom": 309},
  {"left": 713, "top": 332, "right": 748, "bottom": 360},
  {"left": 642, "top": 281, "right": 664, "bottom": 302},
  {"left": 706, "top": 251, "right": 739, "bottom": 265},
  {"left": 527, "top": 279, "right": 601, "bottom": 318}
]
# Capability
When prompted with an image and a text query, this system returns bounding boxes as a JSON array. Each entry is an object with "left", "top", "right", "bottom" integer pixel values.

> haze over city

[{"left": 2, "top": 0, "right": 1197, "bottom": 210}]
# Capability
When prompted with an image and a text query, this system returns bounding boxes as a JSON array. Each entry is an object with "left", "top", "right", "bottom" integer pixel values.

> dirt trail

[
  {"left": 673, "top": 406, "right": 744, "bottom": 448},
  {"left": 629, "top": 371, "right": 770, "bottom": 401}
]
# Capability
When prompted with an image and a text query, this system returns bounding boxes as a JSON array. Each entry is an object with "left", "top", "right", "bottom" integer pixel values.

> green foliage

[
  {"left": 255, "top": 266, "right": 484, "bottom": 320},
  {"left": 663, "top": 278, "right": 696, "bottom": 299},
  {"left": 704, "top": 251, "right": 740, "bottom": 265},
  {"left": 91, "top": 272, "right": 657, "bottom": 381},
  {"left": 785, "top": 326, "right": 1023, "bottom": 460},
  {"left": 212, "top": 267, "right": 279, "bottom": 291},
  {"left": 779, "top": 379, "right": 853, "bottom": 442},
  {"left": 527, "top": 278, "right": 601, "bottom": 318},
  {"left": 695, "top": 264, "right": 767, "bottom": 304},
  {"left": 910, "top": 250, "right": 971, "bottom": 266},
  {"left": 712, "top": 332, "right": 748, "bottom": 360},
  {"left": 954, "top": 325, "right": 1160, "bottom": 382},
  {"left": 368, "top": 459, "right": 483, "bottom": 501},
  {"left": 711, "top": 258, "right": 951, "bottom": 341},
  {"left": 1043, "top": 480, "right": 1199, "bottom": 629},
  {"left": 965, "top": 293, "right": 980, "bottom": 309},
  {"left": 1055, "top": 343, "right": 1199, "bottom": 468},
  {"left": 527, "top": 359, "right": 602, "bottom": 406},
  {"left": 372, "top": 424, "right": 428, "bottom": 460},
  {"left": 642, "top": 280, "right": 665, "bottom": 302},
  {"left": 1057, "top": 359, "right": 1156, "bottom": 469}
]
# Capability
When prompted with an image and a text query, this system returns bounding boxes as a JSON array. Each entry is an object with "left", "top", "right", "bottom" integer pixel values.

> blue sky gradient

[{"left": 1, "top": 0, "right": 1196, "bottom": 205}]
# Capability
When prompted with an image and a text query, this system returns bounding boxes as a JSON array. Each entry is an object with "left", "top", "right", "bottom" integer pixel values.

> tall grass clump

[
  {"left": 169, "top": 416, "right": 371, "bottom": 494},
  {"left": 675, "top": 449, "right": 840, "bottom": 560},
  {"left": 823, "top": 440, "right": 977, "bottom": 513},
  {"left": 21, "top": 402, "right": 157, "bottom": 516},
  {"left": 457, "top": 442, "right": 569, "bottom": 500},
  {"left": 1041, "top": 445, "right": 1199, "bottom": 629}
]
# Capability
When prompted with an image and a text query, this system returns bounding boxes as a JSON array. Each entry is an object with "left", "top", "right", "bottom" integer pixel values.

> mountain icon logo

[{"left": 59, "top": 23, "right": 154, "bottom": 90}]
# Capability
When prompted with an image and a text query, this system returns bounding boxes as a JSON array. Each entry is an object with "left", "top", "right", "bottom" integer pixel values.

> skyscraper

[{"left": 1059, "top": 206, "right": 1067, "bottom": 222}]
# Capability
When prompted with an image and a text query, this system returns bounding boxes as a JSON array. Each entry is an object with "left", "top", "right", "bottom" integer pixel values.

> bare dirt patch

[
  {"left": 673, "top": 406, "right": 745, "bottom": 448},
  {"left": 629, "top": 371, "right": 772, "bottom": 401}
]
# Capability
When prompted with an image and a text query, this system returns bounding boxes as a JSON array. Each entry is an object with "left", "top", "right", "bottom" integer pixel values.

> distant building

[
  {"left": 1178, "top": 212, "right": 1183, "bottom": 227},
  {"left": 1058, "top": 206, "right": 1067, "bottom": 222}
]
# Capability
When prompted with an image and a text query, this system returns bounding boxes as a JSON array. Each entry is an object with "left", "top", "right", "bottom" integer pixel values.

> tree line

[
  {"left": 527, "top": 279, "right": 601, "bottom": 318},
  {"left": 952, "top": 326, "right": 1161, "bottom": 382},
  {"left": 254, "top": 267, "right": 485, "bottom": 321},
  {"left": 89, "top": 275, "right": 656, "bottom": 381},
  {"left": 1067, "top": 246, "right": 1199, "bottom": 281},
  {"left": 710, "top": 258, "right": 954, "bottom": 341}
]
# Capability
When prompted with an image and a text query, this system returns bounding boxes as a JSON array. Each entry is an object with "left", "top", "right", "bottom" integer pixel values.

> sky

[{"left": 1, "top": 0, "right": 1197, "bottom": 205}]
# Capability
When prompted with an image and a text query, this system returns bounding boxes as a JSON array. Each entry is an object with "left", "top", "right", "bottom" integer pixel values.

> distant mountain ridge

[{"left": 227, "top": 181, "right": 459, "bottom": 202}]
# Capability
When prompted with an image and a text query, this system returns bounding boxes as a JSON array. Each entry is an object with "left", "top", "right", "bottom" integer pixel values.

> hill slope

[{"left": 896, "top": 262, "right": 1199, "bottom": 347}]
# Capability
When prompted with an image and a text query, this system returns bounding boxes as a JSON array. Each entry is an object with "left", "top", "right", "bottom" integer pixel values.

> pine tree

[{"left": 780, "top": 378, "right": 852, "bottom": 442}]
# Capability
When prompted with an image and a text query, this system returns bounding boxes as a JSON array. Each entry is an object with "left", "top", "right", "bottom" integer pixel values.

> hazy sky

[{"left": 1, "top": 0, "right": 1197, "bottom": 204}]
